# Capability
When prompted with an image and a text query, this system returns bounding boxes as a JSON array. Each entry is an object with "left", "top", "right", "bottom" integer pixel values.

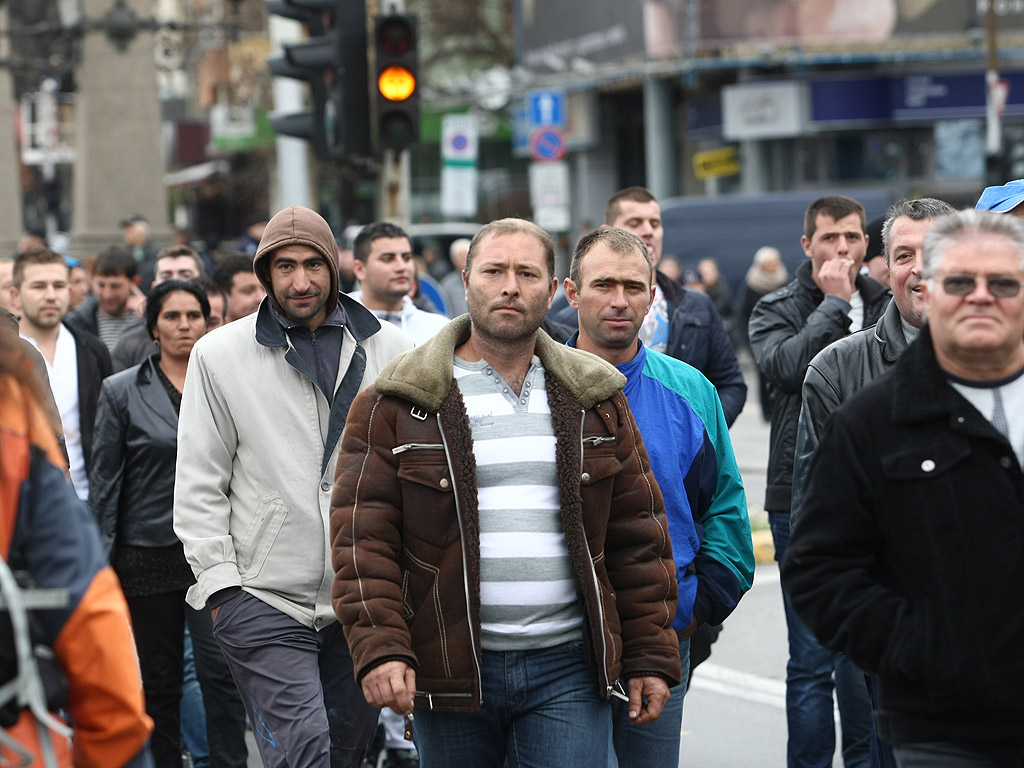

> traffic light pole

[
  {"left": 268, "top": 14, "right": 313, "bottom": 209},
  {"left": 373, "top": 3, "right": 415, "bottom": 226},
  {"left": 0, "top": 4, "right": 22, "bottom": 255},
  {"left": 378, "top": 148, "right": 411, "bottom": 226}
]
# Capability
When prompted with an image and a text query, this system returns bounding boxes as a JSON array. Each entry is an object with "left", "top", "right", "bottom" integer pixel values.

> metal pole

[
  {"left": 269, "top": 15, "right": 313, "bottom": 210},
  {"left": 985, "top": 0, "right": 1003, "bottom": 183}
]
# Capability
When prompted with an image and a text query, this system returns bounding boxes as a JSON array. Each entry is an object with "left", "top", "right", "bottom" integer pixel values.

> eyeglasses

[{"left": 937, "top": 274, "right": 1024, "bottom": 299}]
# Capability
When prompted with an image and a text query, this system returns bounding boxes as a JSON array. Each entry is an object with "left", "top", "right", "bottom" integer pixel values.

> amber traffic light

[{"left": 374, "top": 13, "right": 419, "bottom": 153}]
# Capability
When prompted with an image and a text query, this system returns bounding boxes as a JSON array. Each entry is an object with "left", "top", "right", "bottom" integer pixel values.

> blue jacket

[{"left": 569, "top": 335, "right": 754, "bottom": 630}]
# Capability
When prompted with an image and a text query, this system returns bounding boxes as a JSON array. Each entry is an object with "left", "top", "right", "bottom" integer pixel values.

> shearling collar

[{"left": 373, "top": 314, "right": 626, "bottom": 412}]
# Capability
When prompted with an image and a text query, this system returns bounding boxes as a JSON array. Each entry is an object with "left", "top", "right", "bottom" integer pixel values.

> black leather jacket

[
  {"left": 89, "top": 357, "right": 180, "bottom": 556},
  {"left": 748, "top": 260, "right": 889, "bottom": 513},
  {"left": 791, "top": 298, "right": 911, "bottom": 525}
]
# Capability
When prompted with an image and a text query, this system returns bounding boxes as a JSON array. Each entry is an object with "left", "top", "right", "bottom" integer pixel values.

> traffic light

[
  {"left": 266, "top": 0, "right": 370, "bottom": 161},
  {"left": 373, "top": 13, "right": 419, "bottom": 153}
]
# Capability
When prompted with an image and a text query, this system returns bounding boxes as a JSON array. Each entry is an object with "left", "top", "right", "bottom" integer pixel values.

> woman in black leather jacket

[{"left": 88, "top": 280, "right": 209, "bottom": 768}]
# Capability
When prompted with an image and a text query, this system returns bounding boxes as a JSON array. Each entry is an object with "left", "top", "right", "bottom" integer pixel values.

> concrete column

[
  {"left": 70, "top": 0, "right": 171, "bottom": 256},
  {"left": 0, "top": 6, "right": 23, "bottom": 254},
  {"left": 643, "top": 77, "right": 678, "bottom": 200}
]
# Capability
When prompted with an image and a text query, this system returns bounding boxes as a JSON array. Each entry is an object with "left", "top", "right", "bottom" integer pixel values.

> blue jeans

[
  {"left": 771, "top": 512, "right": 874, "bottom": 768},
  {"left": 181, "top": 627, "right": 210, "bottom": 768},
  {"left": 610, "top": 635, "right": 689, "bottom": 768},
  {"left": 412, "top": 643, "right": 613, "bottom": 768}
]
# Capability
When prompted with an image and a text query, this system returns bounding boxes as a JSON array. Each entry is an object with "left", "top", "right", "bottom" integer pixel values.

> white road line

[{"left": 690, "top": 663, "right": 786, "bottom": 709}]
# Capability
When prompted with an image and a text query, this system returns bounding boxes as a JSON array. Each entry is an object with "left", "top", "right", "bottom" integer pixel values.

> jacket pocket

[
  {"left": 581, "top": 439, "right": 622, "bottom": 486},
  {"left": 880, "top": 439, "right": 971, "bottom": 480},
  {"left": 237, "top": 493, "right": 288, "bottom": 578},
  {"left": 397, "top": 458, "right": 459, "bottom": 548}
]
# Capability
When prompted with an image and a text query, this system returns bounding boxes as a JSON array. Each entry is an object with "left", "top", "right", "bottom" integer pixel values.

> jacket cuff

[
  {"left": 356, "top": 654, "right": 418, "bottom": 683},
  {"left": 822, "top": 294, "right": 852, "bottom": 313},
  {"left": 692, "top": 582, "right": 714, "bottom": 627},
  {"left": 207, "top": 586, "right": 241, "bottom": 609}
]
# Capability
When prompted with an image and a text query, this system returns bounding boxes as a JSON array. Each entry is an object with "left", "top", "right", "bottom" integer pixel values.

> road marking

[
  {"left": 690, "top": 663, "right": 786, "bottom": 709},
  {"left": 692, "top": 661, "right": 842, "bottom": 723}
]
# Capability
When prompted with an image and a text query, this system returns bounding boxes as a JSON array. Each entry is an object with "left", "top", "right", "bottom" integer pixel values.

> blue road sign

[
  {"left": 528, "top": 90, "right": 566, "bottom": 129},
  {"left": 528, "top": 126, "right": 568, "bottom": 163}
]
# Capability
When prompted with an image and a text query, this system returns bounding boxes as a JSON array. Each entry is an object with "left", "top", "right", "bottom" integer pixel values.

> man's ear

[
  {"left": 352, "top": 259, "right": 366, "bottom": 282},
  {"left": 800, "top": 235, "right": 812, "bottom": 259},
  {"left": 132, "top": 275, "right": 141, "bottom": 287},
  {"left": 564, "top": 277, "right": 580, "bottom": 309}
]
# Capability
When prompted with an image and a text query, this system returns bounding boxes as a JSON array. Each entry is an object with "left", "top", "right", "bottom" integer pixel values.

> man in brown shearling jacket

[{"left": 330, "top": 218, "right": 680, "bottom": 768}]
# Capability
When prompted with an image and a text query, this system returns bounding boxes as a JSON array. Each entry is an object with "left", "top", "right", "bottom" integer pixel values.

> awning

[{"left": 163, "top": 160, "right": 229, "bottom": 188}]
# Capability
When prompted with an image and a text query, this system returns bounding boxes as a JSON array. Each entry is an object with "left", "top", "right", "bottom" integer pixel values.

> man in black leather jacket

[
  {"left": 790, "top": 197, "right": 954, "bottom": 768},
  {"left": 792, "top": 198, "right": 954, "bottom": 525},
  {"left": 748, "top": 195, "right": 889, "bottom": 768}
]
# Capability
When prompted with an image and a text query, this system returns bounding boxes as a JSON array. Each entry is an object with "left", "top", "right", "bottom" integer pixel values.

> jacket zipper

[
  {"left": 579, "top": 409, "right": 613, "bottom": 699},
  {"left": 581, "top": 436, "right": 616, "bottom": 447},
  {"left": 391, "top": 442, "right": 445, "bottom": 454},
  {"left": 436, "top": 413, "right": 484, "bottom": 707}
]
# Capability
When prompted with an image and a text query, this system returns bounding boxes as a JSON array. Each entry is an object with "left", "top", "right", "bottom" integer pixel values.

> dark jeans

[
  {"left": 126, "top": 590, "right": 187, "bottom": 768},
  {"left": 185, "top": 604, "right": 248, "bottom": 768},
  {"left": 212, "top": 590, "right": 379, "bottom": 768},
  {"left": 770, "top": 512, "right": 874, "bottom": 768}
]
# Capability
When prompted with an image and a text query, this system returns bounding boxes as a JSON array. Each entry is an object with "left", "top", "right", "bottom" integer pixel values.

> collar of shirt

[{"left": 269, "top": 300, "right": 347, "bottom": 332}]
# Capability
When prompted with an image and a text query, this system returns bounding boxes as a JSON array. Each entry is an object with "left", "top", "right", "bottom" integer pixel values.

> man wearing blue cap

[{"left": 977, "top": 179, "right": 1024, "bottom": 216}]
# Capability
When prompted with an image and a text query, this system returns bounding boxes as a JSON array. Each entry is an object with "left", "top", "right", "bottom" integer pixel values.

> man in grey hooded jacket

[{"left": 174, "top": 205, "right": 413, "bottom": 768}]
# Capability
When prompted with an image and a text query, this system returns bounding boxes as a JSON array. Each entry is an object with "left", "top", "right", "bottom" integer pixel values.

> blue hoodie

[{"left": 569, "top": 335, "right": 754, "bottom": 631}]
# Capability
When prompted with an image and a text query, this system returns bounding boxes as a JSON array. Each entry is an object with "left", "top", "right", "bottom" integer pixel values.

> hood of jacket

[
  {"left": 253, "top": 205, "right": 340, "bottom": 315},
  {"left": 373, "top": 314, "right": 626, "bottom": 412}
]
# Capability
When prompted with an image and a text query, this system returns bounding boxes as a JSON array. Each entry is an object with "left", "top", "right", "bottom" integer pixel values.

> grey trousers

[{"left": 212, "top": 591, "right": 379, "bottom": 768}]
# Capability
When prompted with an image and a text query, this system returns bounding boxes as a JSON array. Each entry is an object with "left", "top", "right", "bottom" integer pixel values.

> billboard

[{"left": 517, "top": 0, "right": 1024, "bottom": 72}]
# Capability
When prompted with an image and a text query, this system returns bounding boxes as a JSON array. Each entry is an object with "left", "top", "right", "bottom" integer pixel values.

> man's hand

[
  {"left": 361, "top": 660, "right": 416, "bottom": 715},
  {"left": 815, "top": 257, "right": 855, "bottom": 302},
  {"left": 626, "top": 676, "right": 670, "bottom": 725}
]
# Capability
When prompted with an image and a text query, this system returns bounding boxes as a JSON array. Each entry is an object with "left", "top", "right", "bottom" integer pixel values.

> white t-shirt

[{"left": 24, "top": 325, "right": 88, "bottom": 499}]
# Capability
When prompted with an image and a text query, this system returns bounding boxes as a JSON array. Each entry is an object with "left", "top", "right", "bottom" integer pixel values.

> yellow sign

[
  {"left": 379, "top": 66, "right": 416, "bottom": 101},
  {"left": 693, "top": 147, "right": 740, "bottom": 180}
]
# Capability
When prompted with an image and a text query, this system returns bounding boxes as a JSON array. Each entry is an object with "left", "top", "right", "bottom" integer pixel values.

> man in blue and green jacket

[{"left": 565, "top": 226, "right": 754, "bottom": 768}]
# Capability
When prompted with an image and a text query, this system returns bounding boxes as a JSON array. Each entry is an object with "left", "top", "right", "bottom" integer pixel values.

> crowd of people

[{"left": 2, "top": 179, "right": 1024, "bottom": 768}]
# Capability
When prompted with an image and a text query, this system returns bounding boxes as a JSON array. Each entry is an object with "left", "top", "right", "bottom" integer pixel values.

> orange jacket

[{"left": 1, "top": 375, "right": 153, "bottom": 768}]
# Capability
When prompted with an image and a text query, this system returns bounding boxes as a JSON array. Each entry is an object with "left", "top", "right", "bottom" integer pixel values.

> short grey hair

[
  {"left": 881, "top": 198, "right": 955, "bottom": 265},
  {"left": 449, "top": 238, "right": 471, "bottom": 259},
  {"left": 922, "top": 209, "right": 1024, "bottom": 279}
]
